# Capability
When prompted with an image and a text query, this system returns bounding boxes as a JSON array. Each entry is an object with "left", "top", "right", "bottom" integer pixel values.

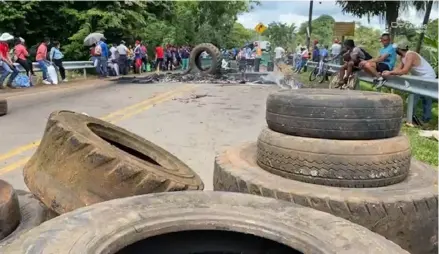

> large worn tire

[
  {"left": 266, "top": 89, "right": 403, "bottom": 140},
  {"left": 0, "top": 190, "right": 56, "bottom": 247},
  {"left": 1, "top": 191, "right": 407, "bottom": 254},
  {"left": 189, "top": 43, "right": 222, "bottom": 75},
  {"left": 0, "top": 180, "right": 20, "bottom": 240},
  {"left": 0, "top": 99, "right": 7, "bottom": 116},
  {"left": 257, "top": 127, "right": 411, "bottom": 188},
  {"left": 23, "top": 110, "right": 204, "bottom": 215},
  {"left": 214, "top": 143, "right": 438, "bottom": 254}
]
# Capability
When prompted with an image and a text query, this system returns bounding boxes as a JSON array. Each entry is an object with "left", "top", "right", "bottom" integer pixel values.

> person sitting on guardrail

[
  {"left": 358, "top": 33, "right": 396, "bottom": 87},
  {"left": 0, "top": 33, "right": 19, "bottom": 88},
  {"left": 35, "top": 37, "right": 51, "bottom": 85},
  {"left": 381, "top": 41, "right": 436, "bottom": 124},
  {"left": 335, "top": 39, "right": 371, "bottom": 87},
  {"left": 14, "top": 38, "right": 33, "bottom": 85}
]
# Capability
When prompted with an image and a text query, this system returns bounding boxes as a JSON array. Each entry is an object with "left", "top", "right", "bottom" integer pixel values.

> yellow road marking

[
  {"left": 0, "top": 157, "right": 32, "bottom": 175},
  {"left": 0, "top": 84, "right": 197, "bottom": 175}
]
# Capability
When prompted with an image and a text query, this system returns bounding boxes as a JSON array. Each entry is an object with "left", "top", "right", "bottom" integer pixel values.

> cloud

[{"left": 238, "top": 0, "right": 439, "bottom": 32}]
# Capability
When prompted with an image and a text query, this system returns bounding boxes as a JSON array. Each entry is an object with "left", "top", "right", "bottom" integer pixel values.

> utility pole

[
  {"left": 306, "top": 0, "right": 313, "bottom": 50},
  {"left": 416, "top": 0, "right": 433, "bottom": 53}
]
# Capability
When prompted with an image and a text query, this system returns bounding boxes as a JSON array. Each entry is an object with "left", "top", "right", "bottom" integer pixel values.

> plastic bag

[{"left": 12, "top": 74, "right": 31, "bottom": 88}]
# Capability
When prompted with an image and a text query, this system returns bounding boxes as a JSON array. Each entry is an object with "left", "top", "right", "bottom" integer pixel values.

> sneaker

[
  {"left": 42, "top": 80, "right": 51, "bottom": 85},
  {"left": 62, "top": 79, "right": 68, "bottom": 82},
  {"left": 375, "top": 77, "right": 386, "bottom": 88}
]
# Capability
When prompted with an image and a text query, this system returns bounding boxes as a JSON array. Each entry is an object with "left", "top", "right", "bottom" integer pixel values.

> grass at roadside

[{"left": 293, "top": 69, "right": 438, "bottom": 166}]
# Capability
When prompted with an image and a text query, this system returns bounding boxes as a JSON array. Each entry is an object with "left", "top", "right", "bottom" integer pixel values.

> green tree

[{"left": 262, "top": 22, "right": 297, "bottom": 50}]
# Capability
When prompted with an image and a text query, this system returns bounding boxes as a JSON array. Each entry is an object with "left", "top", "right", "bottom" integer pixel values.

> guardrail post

[
  {"left": 83, "top": 68, "right": 87, "bottom": 78},
  {"left": 406, "top": 94, "right": 415, "bottom": 124}
]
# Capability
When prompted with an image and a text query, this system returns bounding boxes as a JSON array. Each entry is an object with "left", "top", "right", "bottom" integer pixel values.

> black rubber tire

[
  {"left": 23, "top": 110, "right": 204, "bottom": 215},
  {"left": 0, "top": 99, "right": 7, "bottom": 116},
  {"left": 266, "top": 89, "right": 403, "bottom": 140},
  {"left": 257, "top": 127, "right": 411, "bottom": 188},
  {"left": 0, "top": 190, "right": 56, "bottom": 247},
  {"left": 1, "top": 191, "right": 408, "bottom": 254},
  {"left": 189, "top": 43, "right": 223, "bottom": 75},
  {"left": 214, "top": 143, "right": 438, "bottom": 254},
  {"left": 308, "top": 67, "right": 317, "bottom": 81},
  {"left": 0, "top": 180, "right": 20, "bottom": 240}
]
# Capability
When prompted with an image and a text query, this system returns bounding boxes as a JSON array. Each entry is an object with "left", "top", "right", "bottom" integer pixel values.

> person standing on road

[
  {"left": 49, "top": 41, "right": 67, "bottom": 82},
  {"left": 155, "top": 44, "right": 164, "bottom": 72},
  {"left": 382, "top": 41, "right": 437, "bottom": 124},
  {"left": 109, "top": 43, "right": 119, "bottom": 76},
  {"left": 97, "top": 37, "right": 109, "bottom": 78},
  {"left": 14, "top": 38, "right": 33, "bottom": 84},
  {"left": 141, "top": 43, "right": 148, "bottom": 72},
  {"left": 180, "top": 46, "right": 190, "bottom": 71},
  {"left": 331, "top": 39, "right": 342, "bottom": 63},
  {"left": 117, "top": 40, "right": 128, "bottom": 75},
  {"left": 36, "top": 37, "right": 51, "bottom": 85},
  {"left": 273, "top": 46, "right": 285, "bottom": 71}
]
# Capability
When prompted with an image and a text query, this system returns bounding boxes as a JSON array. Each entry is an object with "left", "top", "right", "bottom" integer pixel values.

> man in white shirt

[
  {"left": 331, "top": 39, "right": 341, "bottom": 63},
  {"left": 117, "top": 40, "right": 128, "bottom": 75},
  {"left": 109, "top": 43, "right": 119, "bottom": 76},
  {"left": 382, "top": 41, "right": 437, "bottom": 123},
  {"left": 274, "top": 46, "right": 285, "bottom": 71}
]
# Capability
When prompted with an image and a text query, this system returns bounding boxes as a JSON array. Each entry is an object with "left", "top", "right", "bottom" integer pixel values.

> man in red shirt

[
  {"left": 0, "top": 33, "right": 19, "bottom": 88},
  {"left": 155, "top": 44, "right": 164, "bottom": 72}
]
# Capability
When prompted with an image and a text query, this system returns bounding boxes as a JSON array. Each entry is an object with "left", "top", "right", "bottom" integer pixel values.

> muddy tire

[
  {"left": 23, "top": 110, "right": 204, "bottom": 215},
  {"left": 0, "top": 180, "right": 20, "bottom": 240},
  {"left": 266, "top": 89, "right": 403, "bottom": 140},
  {"left": 0, "top": 190, "right": 56, "bottom": 247},
  {"left": 0, "top": 99, "right": 7, "bottom": 116},
  {"left": 214, "top": 143, "right": 438, "bottom": 254},
  {"left": 1, "top": 191, "right": 408, "bottom": 254},
  {"left": 257, "top": 127, "right": 411, "bottom": 188},
  {"left": 189, "top": 43, "right": 223, "bottom": 75}
]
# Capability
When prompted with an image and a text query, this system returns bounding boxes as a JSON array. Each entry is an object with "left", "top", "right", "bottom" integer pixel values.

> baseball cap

[{"left": 394, "top": 40, "right": 409, "bottom": 50}]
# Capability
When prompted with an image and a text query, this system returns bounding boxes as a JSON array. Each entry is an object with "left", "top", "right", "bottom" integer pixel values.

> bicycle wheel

[
  {"left": 308, "top": 67, "right": 318, "bottom": 81},
  {"left": 318, "top": 67, "right": 328, "bottom": 84}
]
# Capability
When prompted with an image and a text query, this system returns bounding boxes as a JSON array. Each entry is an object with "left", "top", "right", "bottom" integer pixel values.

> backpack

[{"left": 360, "top": 48, "right": 372, "bottom": 60}]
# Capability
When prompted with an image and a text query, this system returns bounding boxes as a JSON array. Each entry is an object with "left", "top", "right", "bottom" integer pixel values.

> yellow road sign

[
  {"left": 333, "top": 22, "right": 355, "bottom": 37},
  {"left": 254, "top": 23, "right": 267, "bottom": 34}
]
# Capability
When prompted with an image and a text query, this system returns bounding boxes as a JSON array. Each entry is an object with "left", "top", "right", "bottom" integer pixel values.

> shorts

[{"left": 376, "top": 63, "right": 390, "bottom": 73}]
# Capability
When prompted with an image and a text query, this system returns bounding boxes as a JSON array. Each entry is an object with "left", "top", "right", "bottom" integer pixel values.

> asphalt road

[{"left": 0, "top": 79, "right": 278, "bottom": 191}]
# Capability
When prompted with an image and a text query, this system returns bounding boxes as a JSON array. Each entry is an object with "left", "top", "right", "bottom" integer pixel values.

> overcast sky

[{"left": 238, "top": 0, "right": 439, "bottom": 32}]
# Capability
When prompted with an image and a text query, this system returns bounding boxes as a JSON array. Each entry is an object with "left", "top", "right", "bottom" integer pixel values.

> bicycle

[{"left": 309, "top": 58, "right": 330, "bottom": 83}]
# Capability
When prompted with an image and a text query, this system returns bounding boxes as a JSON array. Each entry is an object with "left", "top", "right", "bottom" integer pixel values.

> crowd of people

[
  {"left": 0, "top": 33, "right": 68, "bottom": 88},
  {"left": 89, "top": 38, "right": 193, "bottom": 78}
]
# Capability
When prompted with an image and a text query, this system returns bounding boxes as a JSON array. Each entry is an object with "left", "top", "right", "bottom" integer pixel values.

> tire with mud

[
  {"left": 0, "top": 99, "right": 8, "bottom": 116},
  {"left": 214, "top": 143, "right": 438, "bottom": 254},
  {"left": 1, "top": 191, "right": 408, "bottom": 254},
  {"left": 23, "top": 110, "right": 204, "bottom": 215},
  {"left": 189, "top": 43, "right": 223, "bottom": 75},
  {"left": 257, "top": 127, "right": 411, "bottom": 188},
  {"left": 0, "top": 180, "right": 20, "bottom": 241},
  {"left": 0, "top": 190, "right": 56, "bottom": 247},
  {"left": 266, "top": 89, "right": 403, "bottom": 140}
]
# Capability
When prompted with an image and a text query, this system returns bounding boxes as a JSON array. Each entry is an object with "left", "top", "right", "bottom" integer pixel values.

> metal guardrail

[
  {"left": 307, "top": 61, "right": 438, "bottom": 124},
  {"left": 13, "top": 61, "right": 95, "bottom": 78}
]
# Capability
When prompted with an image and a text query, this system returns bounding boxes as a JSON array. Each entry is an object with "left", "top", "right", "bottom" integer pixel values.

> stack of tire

[
  {"left": 0, "top": 180, "right": 55, "bottom": 247},
  {"left": 214, "top": 89, "right": 438, "bottom": 254}
]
